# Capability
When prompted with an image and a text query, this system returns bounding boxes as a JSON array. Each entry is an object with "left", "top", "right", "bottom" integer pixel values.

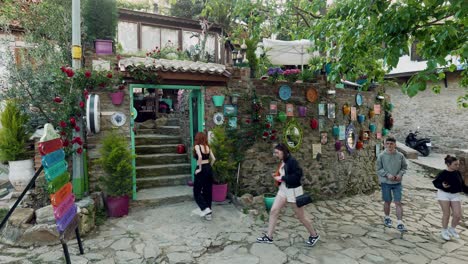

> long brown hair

[{"left": 193, "top": 132, "right": 209, "bottom": 156}]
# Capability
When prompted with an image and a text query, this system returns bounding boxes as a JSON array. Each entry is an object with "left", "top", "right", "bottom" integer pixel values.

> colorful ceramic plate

[
  {"left": 306, "top": 88, "right": 318, "bottom": 103},
  {"left": 213, "top": 112, "right": 224, "bottom": 125},
  {"left": 279, "top": 85, "right": 291, "bottom": 101},
  {"left": 356, "top": 93, "right": 363, "bottom": 106},
  {"left": 111, "top": 112, "right": 127, "bottom": 127}
]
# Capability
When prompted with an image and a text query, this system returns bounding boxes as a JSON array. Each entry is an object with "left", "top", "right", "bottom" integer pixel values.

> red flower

[
  {"left": 270, "top": 135, "right": 276, "bottom": 140},
  {"left": 76, "top": 147, "right": 83, "bottom": 154},
  {"left": 245, "top": 119, "right": 251, "bottom": 124},
  {"left": 60, "top": 131, "right": 66, "bottom": 136},
  {"left": 74, "top": 126, "right": 80, "bottom": 132},
  {"left": 62, "top": 140, "right": 69, "bottom": 147},
  {"left": 65, "top": 68, "right": 74, "bottom": 77},
  {"left": 59, "top": 121, "right": 67, "bottom": 128},
  {"left": 79, "top": 101, "right": 85, "bottom": 108},
  {"left": 262, "top": 131, "right": 269, "bottom": 137},
  {"left": 271, "top": 129, "right": 277, "bottom": 134},
  {"left": 54, "top": 97, "right": 62, "bottom": 103},
  {"left": 84, "top": 71, "right": 91, "bottom": 78},
  {"left": 106, "top": 73, "right": 113, "bottom": 78},
  {"left": 98, "top": 83, "right": 105, "bottom": 88},
  {"left": 69, "top": 117, "right": 76, "bottom": 126},
  {"left": 83, "top": 90, "right": 89, "bottom": 97},
  {"left": 118, "top": 85, "right": 125, "bottom": 90},
  {"left": 265, "top": 123, "right": 271, "bottom": 129},
  {"left": 60, "top": 66, "right": 66, "bottom": 72}
]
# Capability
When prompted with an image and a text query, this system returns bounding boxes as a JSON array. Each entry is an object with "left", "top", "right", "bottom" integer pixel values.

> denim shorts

[{"left": 381, "top": 183, "right": 402, "bottom": 202}]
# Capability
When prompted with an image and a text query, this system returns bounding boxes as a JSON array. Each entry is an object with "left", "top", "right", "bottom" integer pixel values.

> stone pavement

[{"left": 1, "top": 161, "right": 467, "bottom": 264}]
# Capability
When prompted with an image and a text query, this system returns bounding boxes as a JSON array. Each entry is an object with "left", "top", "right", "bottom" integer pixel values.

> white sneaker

[
  {"left": 448, "top": 228, "right": 460, "bottom": 239},
  {"left": 204, "top": 213, "right": 212, "bottom": 221},
  {"left": 441, "top": 229, "right": 451, "bottom": 241},
  {"left": 200, "top": 208, "right": 212, "bottom": 217}
]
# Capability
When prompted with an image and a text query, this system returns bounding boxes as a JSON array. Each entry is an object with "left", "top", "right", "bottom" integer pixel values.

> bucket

[
  {"left": 212, "top": 183, "right": 228, "bottom": 202},
  {"left": 264, "top": 193, "right": 276, "bottom": 212},
  {"left": 212, "top": 95, "right": 225, "bottom": 107},
  {"left": 106, "top": 195, "right": 129, "bottom": 217}
]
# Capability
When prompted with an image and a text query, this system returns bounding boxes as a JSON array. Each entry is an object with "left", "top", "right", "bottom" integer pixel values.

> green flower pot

[
  {"left": 264, "top": 193, "right": 276, "bottom": 212},
  {"left": 212, "top": 95, "right": 225, "bottom": 107}
]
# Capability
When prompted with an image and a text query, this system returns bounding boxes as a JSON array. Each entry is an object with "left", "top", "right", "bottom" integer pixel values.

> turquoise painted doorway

[{"left": 128, "top": 84, "right": 204, "bottom": 200}]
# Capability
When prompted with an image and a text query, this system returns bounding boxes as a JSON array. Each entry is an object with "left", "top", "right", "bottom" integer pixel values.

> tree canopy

[{"left": 200, "top": 0, "right": 467, "bottom": 107}]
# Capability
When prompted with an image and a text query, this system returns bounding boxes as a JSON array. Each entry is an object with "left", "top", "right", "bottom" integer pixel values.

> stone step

[
  {"left": 396, "top": 142, "right": 419, "bottom": 159},
  {"left": 134, "top": 134, "right": 181, "bottom": 145},
  {"left": 136, "top": 164, "right": 191, "bottom": 178},
  {"left": 136, "top": 153, "right": 189, "bottom": 166},
  {"left": 131, "top": 185, "right": 193, "bottom": 208},
  {"left": 135, "top": 144, "right": 181, "bottom": 155},
  {"left": 137, "top": 126, "right": 180, "bottom": 135},
  {"left": 136, "top": 174, "right": 191, "bottom": 189},
  {"left": 166, "top": 118, "right": 179, "bottom": 126}
]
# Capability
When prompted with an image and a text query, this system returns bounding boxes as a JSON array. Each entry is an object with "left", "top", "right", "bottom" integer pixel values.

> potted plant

[
  {"left": 283, "top": 69, "right": 301, "bottom": 83},
  {"left": 98, "top": 131, "right": 133, "bottom": 217},
  {"left": 83, "top": 0, "right": 118, "bottom": 55},
  {"left": 0, "top": 100, "right": 34, "bottom": 192},
  {"left": 210, "top": 126, "right": 237, "bottom": 202}
]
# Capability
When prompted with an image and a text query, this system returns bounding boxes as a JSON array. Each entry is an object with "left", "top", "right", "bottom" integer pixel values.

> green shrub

[
  {"left": 83, "top": 0, "right": 118, "bottom": 44},
  {"left": 98, "top": 131, "right": 133, "bottom": 197},
  {"left": 211, "top": 126, "right": 237, "bottom": 185},
  {"left": 0, "top": 100, "right": 30, "bottom": 162}
]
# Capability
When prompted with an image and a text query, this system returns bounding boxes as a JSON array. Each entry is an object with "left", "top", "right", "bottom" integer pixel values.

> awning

[{"left": 262, "top": 38, "right": 319, "bottom": 66}]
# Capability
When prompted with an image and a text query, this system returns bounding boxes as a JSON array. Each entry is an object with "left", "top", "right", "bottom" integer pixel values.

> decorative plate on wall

[
  {"left": 356, "top": 93, "right": 363, "bottom": 106},
  {"left": 213, "top": 112, "right": 224, "bottom": 125},
  {"left": 111, "top": 112, "right": 127, "bottom": 127},
  {"left": 306, "top": 88, "right": 318, "bottom": 103},
  {"left": 279, "top": 85, "right": 292, "bottom": 100}
]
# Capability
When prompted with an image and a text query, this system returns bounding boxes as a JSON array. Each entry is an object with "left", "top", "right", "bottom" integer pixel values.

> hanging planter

[
  {"left": 335, "top": 141, "right": 342, "bottom": 151},
  {"left": 356, "top": 141, "right": 364, "bottom": 150},
  {"left": 369, "top": 123, "right": 377, "bottom": 133},
  {"left": 358, "top": 114, "right": 366, "bottom": 123},
  {"left": 212, "top": 95, "right": 225, "bottom": 107},
  {"left": 310, "top": 118, "right": 318, "bottom": 129},
  {"left": 369, "top": 109, "right": 375, "bottom": 119},
  {"left": 230, "top": 93, "right": 240, "bottom": 105},
  {"left": 110, "top": 91, "right": 124, "bottom": 105},
  {"left": 298, "top": 106, "right": 307, "bottom": 117},
  {"left": 332, "top": 125, "right": 339, "bottom": 138}
]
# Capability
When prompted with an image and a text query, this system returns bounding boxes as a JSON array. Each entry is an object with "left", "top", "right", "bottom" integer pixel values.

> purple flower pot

[
  {"left": 106, "top": 195, "right": 129, "bottom": 217},
  {"left": 110, "top": 91, "right": 124, "bottom": 105},
  {"left": 95, "top": 39, "right": 113, "bottom": 55},
  {"left": 212, "top": 183, "right": 228, "bottom": 202},
  {"left": 298, "top": 106, "right": 307, "bottom": 117}
]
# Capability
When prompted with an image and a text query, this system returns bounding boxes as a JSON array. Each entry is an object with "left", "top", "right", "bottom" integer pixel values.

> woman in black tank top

[{"left": 193, "top": 132, "right": 216, "bottom": 220}]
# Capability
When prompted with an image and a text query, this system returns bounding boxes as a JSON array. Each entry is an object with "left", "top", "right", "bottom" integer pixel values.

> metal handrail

[{"left": 0, "top": 165, "right": 43, "bottom": 230}]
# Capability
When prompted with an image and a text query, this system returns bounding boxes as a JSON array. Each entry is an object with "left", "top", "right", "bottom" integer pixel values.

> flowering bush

[
  {"left": 267, "top": 67, "right": 284, "bottom": 84},
  {"left": 283, "top": 69, "right": 301, "bottom": 82},
  {"left": 146, "top": 40, "right": 189, "bottom": 61},
  {"left": 71, "top": 68, "right": 123, "bottom": 93}
]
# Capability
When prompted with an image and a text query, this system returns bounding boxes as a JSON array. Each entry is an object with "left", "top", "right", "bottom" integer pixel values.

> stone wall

[
  {"left": 202, "top": 68, "right": 390, "bottom": 199},
  {"left": 87, "top": 89, "right": 130, "bottom": 191}
]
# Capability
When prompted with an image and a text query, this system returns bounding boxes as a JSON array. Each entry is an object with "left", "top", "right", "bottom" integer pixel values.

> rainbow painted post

[{"left": 38, "top": 123, "right": 83, "bottom": 261}]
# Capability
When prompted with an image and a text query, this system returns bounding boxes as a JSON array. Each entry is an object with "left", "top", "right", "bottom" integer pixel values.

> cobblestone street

[{"left": 1, "top": 161, "right": 467, "bottom": 264}]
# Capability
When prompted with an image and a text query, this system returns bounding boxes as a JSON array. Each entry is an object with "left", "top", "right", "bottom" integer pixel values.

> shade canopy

[{"left": 262, "top": 38, "right": 318, "bottom": 66}]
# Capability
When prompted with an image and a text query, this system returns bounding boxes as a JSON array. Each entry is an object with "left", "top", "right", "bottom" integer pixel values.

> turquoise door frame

[{"left": 128, "top": 84, "right": 204, "bottom": 200}]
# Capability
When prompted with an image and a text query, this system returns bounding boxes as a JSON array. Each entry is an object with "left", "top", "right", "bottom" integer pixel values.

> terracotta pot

[{"left": 342, "top": 104, "right": 351, "bottom": 115}]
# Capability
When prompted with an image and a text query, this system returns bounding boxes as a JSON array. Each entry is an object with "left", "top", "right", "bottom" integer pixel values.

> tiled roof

[{"left": 119, "top": 57, "right": 231, "bottom": 77}]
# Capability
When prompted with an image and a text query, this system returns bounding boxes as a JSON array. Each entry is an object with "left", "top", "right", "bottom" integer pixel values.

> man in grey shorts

[{"left": 377, "top": 136, "right": 408, "bottom": 231}]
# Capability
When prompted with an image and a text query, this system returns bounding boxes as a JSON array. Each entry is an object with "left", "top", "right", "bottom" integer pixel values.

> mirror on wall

[
  {"left": 283, "top": 119, "right": 303, "bottom": 152},
  {"left": 345, "top": 123, "right": 358, "bottom": 152}
]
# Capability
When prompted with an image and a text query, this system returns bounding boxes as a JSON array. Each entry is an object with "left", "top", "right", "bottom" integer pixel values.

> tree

[
  {"left": 169, "top": 0, "right": 203, "bottom": 19},
  {"left": 300, "top": 0, "right": 467, "bottom": 107}
]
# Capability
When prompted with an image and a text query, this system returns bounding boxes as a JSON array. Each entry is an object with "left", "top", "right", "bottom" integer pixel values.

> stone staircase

[{"left": 133, "top": 117, "right": 193, "bottom": 207}]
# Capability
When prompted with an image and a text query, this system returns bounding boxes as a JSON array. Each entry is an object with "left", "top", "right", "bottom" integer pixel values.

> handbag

[{"left": 293, "top": 187, "right": 312, "bottom": 207}]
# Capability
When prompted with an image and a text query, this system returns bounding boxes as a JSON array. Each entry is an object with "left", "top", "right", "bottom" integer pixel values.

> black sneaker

[
  {"left": 384, "top": 217, "right": 392, "bottom": 228},
  {"left": 306, "top": 234, "right": 320, "bottom": 247},
  {"left": 256, "top": 234, "right": 273, "bottom": 244}
]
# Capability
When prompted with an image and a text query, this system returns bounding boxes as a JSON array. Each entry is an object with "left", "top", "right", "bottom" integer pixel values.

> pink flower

[
  {"left": 59, "top": 121, "right": 67, "bottom": 128},
  {"left": 107, "top": 73, "right": 113, "bottom": 78},
  {"left": 79, "top": 101, "right": 85, "bottom": 108},
  {"left": 69, "top": 117, "right": 76, "bottom": 126},
  {"left": 84, "top": 71, "right": 91, "bottom": 78},
  {"left": 74, "top": 126, "right": 80, "bottom": 132},
  {"left": 76, "top": 147, "right": 83, "bottom": 154}
]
